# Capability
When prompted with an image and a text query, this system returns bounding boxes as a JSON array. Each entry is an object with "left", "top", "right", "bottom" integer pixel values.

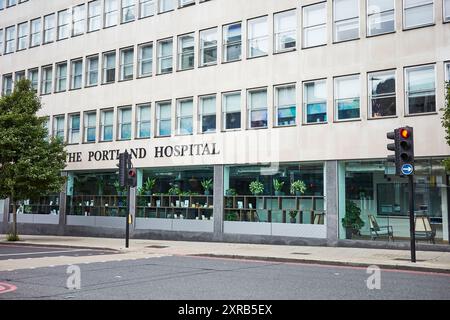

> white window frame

[
  {"left": 118, "top": 106, "right": 132, "bottom": 140},
  {"left": 17, "top": 22, "right": 28, "bottom": 51},
  {"left": 303, "top": 79, "right": 328, "bottom": 124},
  {"left": 0, "top": 29, "right": 4, "bottom": 55},
  {"left": 303, "top": 2, "right": 327, "bottom": 48},
  {"left": 156, "top": 101, "right": 172, "bottom": 137},
  {"left": 176, "top": 98, "right": 194, "bottom": 135},
  {"left": 158, "top": 0, "right": 175, "bottom": 13},
  {"left": 53, "top": 115, "right": 65, "bottom": 140},
  {"left": 274, "top": 9, "right": 297, "bottom": 53},
  {"left": 5, "top": 25, "right": 16, "bottom": 53},
  {"left": 100, "top": 109, "right": 114, "bottom": 141},
  {"left": 136, "top": 103, "right": 151, "bottom": 139},
  {"left": 55, "top": 62, "right": 68, "bottom": 93},
  {"left": 366, "top": 0, "right": 396, "bottom": 36},
  {"left": 139, "top": 0, "right": 156, "bottom": 19},
  {"left": 2, "top": 74, "right": 13, "bottom": 96},
  {"left": 274, "top": 84, "right": 297, "bottom": 127},
  {"left": 57, "top": 9, "right": 70, "bottom": 40},
  {"left": 178, "top": 33, "right": 195, "bottom": 71},
  {"left": 199, "top": 27, "right": 218, "bottom": 67},
  {"left": 104, "top": 0, "right": 119, "bottom": 28},
  {"left": 68, "top": 113, "right": 81, "bottom": 144},
  {"left": 445, "top": 61, "right": 450, "bottom": 81},
  {"left": 121, "top": 0, "right": 136, "bottom": 23},
  {"left": 84, "top": 111, "right": 97, "bottom": 143},
  {"left": 72, "top": 4, "right": 86, "bottom": 36},
  {"left": 247, "top": 16, "right": 269, "bottom": 58},
  {"left": 41, "top": 65, "right": 53, "bottom": 95},
  {"left": 70, "top": 59, "right": 83, "bottom": 90},
  {"left": 368, "top": 69, "right": 397, "bottom": 118},
  {"left": 404, "top": 64, "right": 436, "bottom": 115},
  {"left": 86, "top": 54, "right": 99, "bottom": 87},
  {"left": 333, "top": 0, "right": 360, "bottom": 42},
  {"left": 43, "top": 14, "right": 55, "bottom": 43},
  {"left": 403, "top": 0, "right": 435, "bottom": 29},
  {"left": 120, "top": 47, "right": 134, "bottom": 80},
  {"left": 138, "top": 42, "right": 153, "bottom": 77},
  {"left": 445, "top": 0, "right": 450, "bottom": 22},
  {"left": 199, "top": 94, "right": 217, "bottom": 133},
  {"left": 334, "top": 74, "right": 361, "bottom": 121},
  {"left": 157, "top": 38, "right": 173, "bottom": 74},
  {"left": 102, "top": 51, "right": 116, "bottom": 83},
  {"left": 247, "top": 88, "right": 268, "bottom": 129},
  {"left": 223, "top": 22, "right": 242, "bottom": 63},
  {"left": 222, "top": 91, "right": 242, "bottom": 131},
  {"left": 28, "top": 68, "right": 39, "bottom": 92},
  {"left": 88, "top": 0, "right": 102, "bottom": 32}
]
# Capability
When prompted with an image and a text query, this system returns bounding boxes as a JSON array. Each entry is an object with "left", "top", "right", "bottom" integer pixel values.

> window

[
  {"left": 140, "top": 0, "right": 155, "bottom": 18},
  {"left": 303, "top": 3, "right": 327, "bottom": 48},
  {"left": 88, "top": 0, "right": 102, "bottom": 32},
  {"left": 84, "top": 111, "right": 97, "bottom": 142},
  {"left": 101, "top": 109, "right": 114, "bottom": 141},
  {"left": 28, "top": 68, "right": 39, "bottom": 92},
  {"left": 0, "top": 29, "right": 3, "bottom": 55},
  {"left": 121, "top": 0, "right": 135, "bottom": 23},
  {"left": 86, "top": 55, "right": 99, "bottom": 86},
  {"left": 159, "top": 0, "right": 174, "bottom": 13},
  {"left": 44, "top": 14, "right": 55, "bottom": 43},
  {"left": 15, "top": 70, "right": 25, "bottom": 82},
  {"left": 404, "top": 0, "right": 434, "bottom": 29},
  {"left": 104, "top": 0, "right": 118, "bottom": 27},
  {"left": 445, "top": 0, "right": 450, "bottom": 22},
  {"left": 275, "top": 85, "right": 296, "bottom": 126},
  {"left": 17, "top": 22, "right": 28, "bottom": 50},
  {"left": 446, "top": 62, "right": 450, "bottom": 81},
  {"left": 405, "top": 64, "right": 436, "bottom": 114},
  {"left": 178, "top": 33, "right": 195, "bottom": 70},
  {"left": 5, "top": 26, "right": 16, "bottom": 53},
  {"left": 73, "top": 4, "right": 86, "bottom": 36},
  {"left": 136, "top": 104, "right": 151, "bottom": 138},
  {"left": 248, "top": 88, "right": 268, "bottom": 129},
  {"left": 367, "top": 0, "right": 395, "bottom": 36},
  {"left": 157, "top": 38, "right": 173, "bottom": 74},
  {"left": 53, "top": 115, "right": 65, "bottom": 140},
  {"left": 335, "top": 75, "right": 360, "bottom": 120},
  {"left": 0, "top": 0, "right": 3, "bottom": 9},
  {"left": 30, "top": 18, "right": 41, "bottom": 47},
  {"left": 274, "top": 10, "right": 296, "bottom": 52},
  {"left": 118, "top": 107, "right": 132, "bottom": 140},
  {"left": 58, "top": 9, "right": 70, "bottom": 40},
  {"left": 304, "top": 80, "right": 327, "bottom": 123},
  {"left": 333, "top": 0, "right": 359, "bottom": 42},
  {"left": 199, "top": 28, "right": 217, "bottom": 66},
  {"left": 120, "top": 47, "right": 134, "bottom": 80},
  {"left": 199, "top": 95, "right": 216, "bottom": 133},
  {"left": 69, "top": 114, "right": 81, "bottom": 144},
  {"left": 138, "top": 43, "right": 153, "bottom": 77},
  {"left": 2, "top": 74, "right": 13, "bottom": 96},
  {"left": 179, "top": 0, "right": 194, "bottom": 7},
  {"left": 6, "top": 0, "right": 16, "bottom": 6},
  {"left": 248, "top": 16, "right": 268, "bottom": 58},
  {"left": 71, "top": 59, "right": 83, "bottom": 89},
  {"left": 223, "top": 23, "right": 242, "bottom": 62},
  {"left": 157, "top": 101, "right": 172, "bottom": 136},
  {"left": 103, "top": 51, "right": 116, "bottom": 83},
  {"left": 41, "top": 65, "right": 53, "bottom": 95},
  {"left": 55, "top": 62, "right": 67, "bottom": 92},
  {"left": 222, "top": 91, "right": 241, "bottom": 130},
  {"left": 368, "top": 70, "right": 396, "bottom": 118},
  {"left": 177, "top": 98, "right": 193, "bottom": 135}
]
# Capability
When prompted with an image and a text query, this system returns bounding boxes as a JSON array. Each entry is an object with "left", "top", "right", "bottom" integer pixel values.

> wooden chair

[
  {"left": 368, "top": 214, "right": 394, "bottom": 241},
  {"left": 415, "top": 215, "right": 436, "bottom": 244}
]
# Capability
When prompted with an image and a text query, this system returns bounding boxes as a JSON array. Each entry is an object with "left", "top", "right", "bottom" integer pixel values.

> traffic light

[
  {"left": 128, "top": 167, "right": 137, "bottom": 188},
  {"left": 118, "top": 152, "right": 129, "bottom": 188},
  {"left": 387, "top": 127, "right": 414, "bottom": 176}
]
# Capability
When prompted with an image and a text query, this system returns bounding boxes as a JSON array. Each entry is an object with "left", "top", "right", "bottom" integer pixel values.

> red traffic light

[
  {"left": 128, "top": 169, "right": 136, "bottom": 177},
  {"left": 400, "top": 128, "right": 410, "bottom": 139}
]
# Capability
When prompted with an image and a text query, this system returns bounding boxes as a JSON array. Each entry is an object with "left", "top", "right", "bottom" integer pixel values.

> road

[{"left": 0, "top": 244, "right": 449, "bottom": 300}]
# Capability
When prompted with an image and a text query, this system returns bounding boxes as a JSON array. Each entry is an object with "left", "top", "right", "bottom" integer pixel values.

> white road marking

[{"left": 0, "top": 249, "right": 89, "bottom": 257}]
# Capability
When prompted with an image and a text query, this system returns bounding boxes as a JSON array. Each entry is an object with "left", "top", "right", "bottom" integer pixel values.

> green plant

[
  {"left": 226, "top": 188, "right": 237, "bottom": 196},
  {"left": 168, "top": 186, "right": 181, "bottom": 195},
  {"left": 143, "top": 178, "right": 156, "bottom": 194},
  {"left": 289, "top": 210, "right": 298, "bottom": 219},
  {"left": 290, "top": 180, "right": 307, "bottom": 195},
  {"left": 226, "top": 212, "right": 239, "bottom": 221},
  {"left": 342, "top": 200, "right": 365, "bottom": 231},
  {"left": 273, "top": 179, "right": 285, "bottom": 192},
  {"left": 137, "top": 187, "right": 145, "bottom": 196},
  {"left": 201, "top": 179, "right": 213, "bottom": 191},
  {"left": 6, "top": 233, "right": 20, "bottom": 241},
  {"left": 249, "top": 180, "right": 264, "bottom": 195},
  {"left": 113, "top": 181, "right": 126, "bottom": 195}
]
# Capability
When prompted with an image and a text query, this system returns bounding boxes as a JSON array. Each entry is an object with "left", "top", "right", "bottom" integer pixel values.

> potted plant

[
  {"left": 168, "top": 185, "right": 181, "bottom": 195},
  {"left": 113, "top": 181, "right": 126, "bottom": 196},
  {"left": 342, "top": 200, "right": 365, "bottom": 239},
  {"left": 201, "top": 179, "right": 213, "bottom": 195},
  {"left": 143, "top": 178, "right": 156, "bottom": 196},
  {"left": 249, "top": 180, "right": 264, "bottom": 196},
  {"left": 226, "top": 188, "right": 237, "bottom": 196},
  {"left": 289, "top": 210, "right": 298, "bottom": 223},
  {"left": 273, "top": 179, "right": 285, "bottom": 196},
  {"left": 290, "top": 180, "right": 307, "bottom": 196}
]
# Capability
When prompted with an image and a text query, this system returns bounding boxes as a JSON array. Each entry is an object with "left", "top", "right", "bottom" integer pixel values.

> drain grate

[{"left": 146, "top": 245, "right": 169, "bottom": 249}]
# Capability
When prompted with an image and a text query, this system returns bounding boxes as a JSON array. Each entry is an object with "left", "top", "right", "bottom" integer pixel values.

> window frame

[
  {"left": 176, "top": 97, "right": 194, "bottom": 135},
  {"left": 274, "top": 83, "right": 297, "bottom": 127},
  {"left": 222, "top": 22, "right": 242, "bottom": 63},
  {"left": 366, "top": 0, "right": 396, "bottom": 37},
  {"left": 117, "top": 106, "right": 133, "bottom": 140},
  {"left": 404, "top": 64, "right": 437, "bottom": 116},
  {"left": 199, "top": 27, "right": 218, "bottom": 67},
  {"left": 102, "top": 50, "right": 117, "bottom": 84},
  {"left": 177, "top": 32, "right": 195, "bottom": 71},
  {"left": 403, "top": 0, "right": 435, "bottom": 30},
  {"left": 68, "top": 113, "right": 81, "bottom": 144},
  {"left": 274, "top": 9, "right": 297, "bottom": 53},
  {"left": 247, "top": 15, "right": 269, "bottom": 59},
  {"left": 302, "top": 2, "right": 328, "bottom": 49},
  {"left": 303, "top": 79, "right": 328, "bottom": 125},
  {"left": 198, "top": 94, "right": 217, "bottom": 134},
  {"left": 367, "top": 69, "right": 397, "bottom": 119},
  {"left": 247, "top": 87, "right": 268, "bottom": 129},
  {"left": 85, "top": 54, "right": 99, "bottom": 87},
  {"left": 156, "top": 100, "right": 172, "bottom": 137},
  {"left": 333, "top": 74, "right": 361, "bottom": 122},
  {"left": 55, "top": 61, "right": 68, "bottom": 93},
  {"left": 100, "top": 108, "right": 114, "bottom": 142},
  {"left": 119, "top": 46, "right": 135, "bottom": 81},
  {"left": 333, "top": 0, "right": 360, "bottom": 43},
  {"left": 222, "top": 91, "right": 242, "bottom": 131},
  {"left": 136, "top": 103, "right": 152, "bottom": 139},
  {"left": 157, "top": 37, "right": 173, "bottom": 75},
  {"left": 137, "top": 42, "right": 153, "bottom": 78},
  {"left": 83, "top": 110, "right": 97, "bottom": 143}
]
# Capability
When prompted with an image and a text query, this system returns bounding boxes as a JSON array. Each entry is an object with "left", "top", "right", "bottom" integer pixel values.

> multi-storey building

[{"left": 1, "top": 0, "right": 450, "bottom": 246}]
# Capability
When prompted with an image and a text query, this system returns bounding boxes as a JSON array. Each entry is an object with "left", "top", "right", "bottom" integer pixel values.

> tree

[
  {"left": 0, "top": 79, "right": 67, "bottom": 239},
  {"left": 442, "top": 82, "right": 450, "bottom": 170}
]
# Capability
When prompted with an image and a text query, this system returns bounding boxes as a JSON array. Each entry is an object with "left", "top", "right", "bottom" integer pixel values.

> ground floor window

[
  {"left": 224, "top": 162, "right": 324, "bottom": 224},
  {"left": 339, "top": 158, "right": 448, "bottom": 244}
]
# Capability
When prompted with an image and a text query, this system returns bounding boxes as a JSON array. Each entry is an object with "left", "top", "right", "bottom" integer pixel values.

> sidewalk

[{"left": 1, "top": 234, "right": 450, "bottom": 273}]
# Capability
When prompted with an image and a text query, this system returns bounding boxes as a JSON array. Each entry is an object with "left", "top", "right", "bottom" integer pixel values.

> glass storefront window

[{"left": 339, "top": 158, "right": 448, "bottom": 244}]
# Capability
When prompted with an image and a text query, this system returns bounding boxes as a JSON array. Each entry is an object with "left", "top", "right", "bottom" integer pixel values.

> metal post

[
  {"left": 126, "top": 185, "right": 130, "bottom": 248},
  {"left": 409, "top": 175, "right": 416, "bottom": 263}
]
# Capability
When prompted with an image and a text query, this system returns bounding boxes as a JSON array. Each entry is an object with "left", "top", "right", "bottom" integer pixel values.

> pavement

[{"left": 1, "top": 235, "right": 450, "bottom": 274}]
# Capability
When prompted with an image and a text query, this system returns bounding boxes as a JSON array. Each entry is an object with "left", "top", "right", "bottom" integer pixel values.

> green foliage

[
  {"left": 441, "top": 82, "right": 450, "bottom": 170},
  {"left": 143, "top": 177, "right": 156, "bottom": 194},
  {"left": 341, "top": 200, "right": 365, "bottom": 230},
  {"left": 249, "top": 180, "right": 264, "bottom": 195},
  {"left": 290, "top": 180, "right": 307, "bottom": 195},
  {"left": 226, "top": 212, "right": 239, "bottom": 221},
  {"left": 225, "top": 188, "right": 237, "bottom": 196},
  {"left": 273, "top": 179, "right": 285, "bottom": 192},
  {"left": 168, "top": 186, "right": 181, "bottom": 195},
  {"left": 113, "top": 181, "right": 126, "bottom": 195},
  {"left": 201, "top": 179, "right": 213, "bottom": 191},
  {"left": 6, "top": 233, "right": 20, "bottom": 241},
  {"left": 0, "top": 80, "right": 67, "bottom": 236},
  {"left": 289, "top": 210, "right": 298, "bottom": 219}
]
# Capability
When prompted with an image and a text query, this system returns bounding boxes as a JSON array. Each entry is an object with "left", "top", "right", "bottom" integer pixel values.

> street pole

[
  {"left": 408, "top": 175, "right": 416, "bottom": 263},
  {"left": 125, "top": 185, "right": 130, "bottom": 248}
]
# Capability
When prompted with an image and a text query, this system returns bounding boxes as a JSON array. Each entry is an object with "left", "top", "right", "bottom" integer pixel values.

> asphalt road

[
  {"left": 0, "top": 255, "right": 449, "bottom": 300},
  {"left": 0, "top": 244, "right": 117, "bottom": 260}
]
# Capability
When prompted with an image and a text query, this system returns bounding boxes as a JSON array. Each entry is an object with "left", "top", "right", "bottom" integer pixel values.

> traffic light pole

[
  {"left": 408, "top": 175, "right": 416, "bottom": 263},
  {"left": 125, "top": 185, "right": 130, "bottom": 249}
]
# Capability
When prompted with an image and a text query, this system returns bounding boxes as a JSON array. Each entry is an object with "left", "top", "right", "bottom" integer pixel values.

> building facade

[{"left": 1, "top": 0, "right": 450, "bottom": 246}]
